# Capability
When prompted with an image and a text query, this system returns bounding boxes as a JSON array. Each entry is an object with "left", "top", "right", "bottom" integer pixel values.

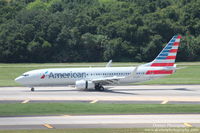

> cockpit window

[{"left": 22, "top": 74, "right": 29, "bottom": 77}]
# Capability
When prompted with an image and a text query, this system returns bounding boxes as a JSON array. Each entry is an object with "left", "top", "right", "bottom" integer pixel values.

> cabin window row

[
  {"left": 88, "top": 73, "right": 131, "bottom": 76},
  {"left": 136, "top": 72, "right": 145, "bottom": 74}
]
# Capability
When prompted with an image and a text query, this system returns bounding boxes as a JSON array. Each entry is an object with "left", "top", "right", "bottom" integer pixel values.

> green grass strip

[{"left": 0, "top": 103, "right": 200, "bottom": 116}]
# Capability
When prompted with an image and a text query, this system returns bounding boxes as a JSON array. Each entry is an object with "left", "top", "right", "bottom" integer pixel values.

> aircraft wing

[
  {"left": 91, "top": 76, "right": 124, "bottom": 85},
  {"left": 91, "top": 66, "right": 139, "bottom": 85}
]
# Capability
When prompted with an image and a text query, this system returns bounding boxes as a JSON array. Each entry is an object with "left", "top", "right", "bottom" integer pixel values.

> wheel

[
  {"left": 100, "top": 86, "right": 105, "bottom": 91},
  {"left": 31, "top": 88, "right": 34, "bottom": 92},
  {"left": 95, "top": 84, "right": 101, "bottom": 91},
  {"left": 95, "top": 84, "right": 104, "bottom": 91}
]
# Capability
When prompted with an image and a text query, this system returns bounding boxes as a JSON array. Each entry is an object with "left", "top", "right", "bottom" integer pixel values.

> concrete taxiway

[
  {"left": 0, "top": 114, "right": 200, "bottom": 130},
  {"left": 0, "top": 85, "right": 200, "bottom": 103},
  {"left": 0, "top": 85, "right": 200, "bottom": 130}
]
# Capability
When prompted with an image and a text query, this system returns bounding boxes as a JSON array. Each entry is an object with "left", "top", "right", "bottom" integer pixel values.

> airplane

[
  {"left": 106, "top": 60, "right": 112, "bottom": 67},
  {"left": 15, "top": 35, "right": 181, "bottom": 91}
]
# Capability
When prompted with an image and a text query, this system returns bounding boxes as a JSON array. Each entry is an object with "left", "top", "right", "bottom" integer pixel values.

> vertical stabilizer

[{"left": 143, "top": 35, "right": 181, "bottom": 67}]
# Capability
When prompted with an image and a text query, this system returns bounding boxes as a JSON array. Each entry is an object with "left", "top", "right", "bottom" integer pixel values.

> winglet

[
  {"left": 106, "top": 60, "right": 112, "bottom": 67},
  {"left": 125, "top": 66, "right": 139, "bottom": 79}
]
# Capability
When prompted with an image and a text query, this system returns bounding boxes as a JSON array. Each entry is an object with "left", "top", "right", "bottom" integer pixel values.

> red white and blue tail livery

[
  {"left": 144, "top": 35, "right": 181, "bottom": 67},
  {"left": 15, "top": 35, "right": 182, "bottom": 91}
]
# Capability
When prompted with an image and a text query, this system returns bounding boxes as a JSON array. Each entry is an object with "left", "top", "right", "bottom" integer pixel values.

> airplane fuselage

[{"left": 15, "top": 66, "right": 173, "bottom": 87}]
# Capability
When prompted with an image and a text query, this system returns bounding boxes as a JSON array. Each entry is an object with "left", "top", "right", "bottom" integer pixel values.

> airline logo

[
  {"left": 151, "top": 35, "right": 181, "bottom": 67},
  {"left": 41, "top": 71, "right": 48, "bottom": 79},
  {"left": 41, "top": 71, "right": 87, "bottom": 79},
  {"left": 48, "top": 72, "right": 86, "bottom": 79}
]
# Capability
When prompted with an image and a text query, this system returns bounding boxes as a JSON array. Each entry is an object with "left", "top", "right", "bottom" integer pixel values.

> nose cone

[{"left": 15, "top": 76, "right": 24, "bottom": 84}]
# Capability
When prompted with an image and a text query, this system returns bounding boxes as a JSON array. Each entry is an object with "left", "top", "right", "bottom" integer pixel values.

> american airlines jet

[{"left": 15, "top": 35, "right": 181, "bottom": 91}]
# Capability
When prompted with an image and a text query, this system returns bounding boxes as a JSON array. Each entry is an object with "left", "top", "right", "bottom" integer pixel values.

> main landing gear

[
  {"left": 31, "top": 87, "right": 35, "bottom": 92},
  {"left": 95, "top": 83, "right": 105, "bottom": 91}
]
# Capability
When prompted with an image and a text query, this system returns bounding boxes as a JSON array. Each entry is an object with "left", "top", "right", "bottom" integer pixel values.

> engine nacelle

[{"left": 75, "top": 80, "right": 95, "bottom": 90}]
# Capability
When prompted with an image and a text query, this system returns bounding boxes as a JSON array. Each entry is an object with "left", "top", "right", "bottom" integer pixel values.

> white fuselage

[{"left": 15, "top": 66, "right": 173, "bottom": 87}]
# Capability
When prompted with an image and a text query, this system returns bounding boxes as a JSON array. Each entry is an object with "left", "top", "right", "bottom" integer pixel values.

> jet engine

[{"left": 75, "top": 80, "right": 95, "bottom": 90}]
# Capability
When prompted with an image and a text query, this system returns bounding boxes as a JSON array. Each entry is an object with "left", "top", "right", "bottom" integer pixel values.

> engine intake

[{"left": 75, "top": 80, "right": 95, "bottom": 90}]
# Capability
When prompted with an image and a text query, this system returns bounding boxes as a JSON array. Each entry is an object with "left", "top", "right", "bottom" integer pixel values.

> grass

[
  {"left": 0, "top": 103, "right": 200, "bottom": 116},
  {"left": 0, "top": 128, "right": 200, "bottom": 133},
  {"left": 0, "top": 62, "right": 200, "bottom": 86}
]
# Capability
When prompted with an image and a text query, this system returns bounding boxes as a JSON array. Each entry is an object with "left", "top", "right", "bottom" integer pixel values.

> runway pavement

[
  {"left": 0, "top": 85, "right": 200, "bottom": 130},
  {"left": 0, "top": 85, "right": 200, "bottom": 104},
  {"left": 0, "top": 114, "right": 200, "bottom": 130}
]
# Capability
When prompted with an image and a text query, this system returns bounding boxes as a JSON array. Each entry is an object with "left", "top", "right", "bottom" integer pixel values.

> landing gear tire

[
  {"left": 100, "top": 86, "right": 104, "bottom": 91},
  {"left": 31, "top": 87, "right": 35, "bottom": 92},
  {"left": 95, "top": 84, "right": 104, "bottom": 91}
]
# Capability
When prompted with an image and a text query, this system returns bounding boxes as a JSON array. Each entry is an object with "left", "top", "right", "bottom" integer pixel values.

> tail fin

[{"left": 143, "top": 35, "right": 181, "bottom": 67}]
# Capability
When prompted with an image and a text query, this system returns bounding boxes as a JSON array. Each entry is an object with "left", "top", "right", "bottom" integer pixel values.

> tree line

[{"left": 0, "top": 0, "right": 200, "bottom": 63}]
